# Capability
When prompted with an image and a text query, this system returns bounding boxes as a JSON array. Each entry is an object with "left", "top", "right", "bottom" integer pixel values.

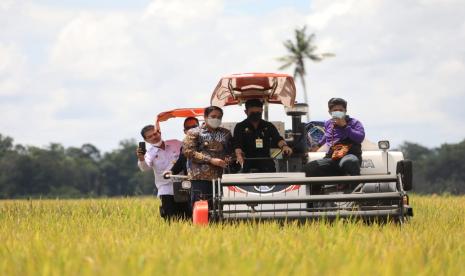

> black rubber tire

[
  {"left": 396, "top": 160, "right": 413, "bottom": 191},
  {"left": 362, "top": 182, "right": 397, "bottom": 193}
]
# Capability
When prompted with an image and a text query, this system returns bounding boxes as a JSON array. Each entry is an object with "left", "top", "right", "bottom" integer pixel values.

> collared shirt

[
  {"left": 183, "top": 125, "right": 232, "bottom": 180},
  {"left": 319, "top": 116, "right": 365, "bottom": 151},
  {"left": 138, "top": 139, "right": 182, "bottom": 196},
  {"left": 233, "top": 119, "right": 284, "bottom": 158}
]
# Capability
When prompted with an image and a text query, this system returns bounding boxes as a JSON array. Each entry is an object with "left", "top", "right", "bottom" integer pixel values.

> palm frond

[
  {"left": 277, "top": 59, "right": 295, "bottom": 70},
  {"left": 321, "top": 52, "right": 335, "bottom": 58},
  {"left": 278, "top": 62, "right": 294, "bottom": 70},
  {"left": 283, "top": 40, "right": 299, "bottom": 55},
  {"left": 277, "top": 24, "right": 335, "bottom": 78},
  {"left": 277, "top": 55, "right": 297, "bottom": 70},
  {"left": 305, "top": 53, "right": 323, "bottom": 62}
]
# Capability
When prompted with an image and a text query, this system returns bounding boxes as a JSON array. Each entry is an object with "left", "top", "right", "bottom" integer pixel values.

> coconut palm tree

[{"left": 278, "top": 25, "right": 334, "bottom": 122}]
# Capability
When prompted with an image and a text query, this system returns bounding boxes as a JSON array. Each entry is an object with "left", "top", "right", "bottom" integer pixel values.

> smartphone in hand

[{"left": 138, "top": 141, "right": 146, "bottom": 154}]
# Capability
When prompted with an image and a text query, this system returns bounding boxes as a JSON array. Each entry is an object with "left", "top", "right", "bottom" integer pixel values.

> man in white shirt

[{"left": 136, "top": 125, "right": 189, "bottom": 220}]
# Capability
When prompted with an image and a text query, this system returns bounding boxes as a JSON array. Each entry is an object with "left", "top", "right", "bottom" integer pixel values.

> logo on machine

[
  {"left": 233, "top": 184, "right": 296, "bottom": 194},
  {"left": 253, "top": 185, "right": 276, "bottom": 192},
  {"left": 362, "top": 159, "right": 375, "bottom": 168}
]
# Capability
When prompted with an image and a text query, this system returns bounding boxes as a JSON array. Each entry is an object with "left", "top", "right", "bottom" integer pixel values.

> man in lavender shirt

[{"left": 303, "top": 98, "right": 365, "bottom": 194}]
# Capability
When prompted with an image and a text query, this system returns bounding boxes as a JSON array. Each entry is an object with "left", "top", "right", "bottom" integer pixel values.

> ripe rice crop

[{"left": 1, "top": 196, "right": 464, "bottom": 275}]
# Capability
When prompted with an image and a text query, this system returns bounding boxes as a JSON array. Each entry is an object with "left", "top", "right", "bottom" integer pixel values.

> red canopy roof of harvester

[
  {"left": 155, "top": 108, "right": 204, "bottom": 131},
  {"left": 210, "top": 73, "right": 296, "bottom": 107}
]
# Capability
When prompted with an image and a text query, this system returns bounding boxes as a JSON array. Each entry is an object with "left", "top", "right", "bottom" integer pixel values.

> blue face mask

[{"left": 331, "top": 111, "right": 346, "bottom": 119}]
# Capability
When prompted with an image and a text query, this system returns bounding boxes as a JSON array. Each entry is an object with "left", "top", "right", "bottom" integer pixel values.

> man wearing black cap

[{"left": 233, "top": 99, "right": 293, "bottom": 173}]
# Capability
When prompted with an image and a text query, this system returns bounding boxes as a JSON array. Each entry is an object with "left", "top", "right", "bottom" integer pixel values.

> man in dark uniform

[{"left": 233, "top": 99, "right": 293, "bottom": 173}]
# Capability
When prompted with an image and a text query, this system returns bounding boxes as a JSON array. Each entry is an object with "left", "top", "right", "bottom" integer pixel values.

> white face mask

[
  {"left": 153, "top": 140, "right": 163, "bottom": 147},
  {"left": 331, "top": 111, "right": 346, "bottom": 119},
  {"left": 207, "top": 118, "right": 222, "bottom": 129}
]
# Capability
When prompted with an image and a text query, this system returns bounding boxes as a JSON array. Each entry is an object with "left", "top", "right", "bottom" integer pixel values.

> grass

[{"left": 1, "top": 196, "right": 464, "bottom": 276}]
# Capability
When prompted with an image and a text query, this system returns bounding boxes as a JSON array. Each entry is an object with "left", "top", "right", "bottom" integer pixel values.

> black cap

[{"left": 245, "top": 99, "right": 264, "bottom": 109}]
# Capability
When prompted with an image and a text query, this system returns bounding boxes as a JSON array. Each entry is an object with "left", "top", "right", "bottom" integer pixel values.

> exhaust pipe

[{"left": 285, "top": 103, "right": 308, "bottom": 154}]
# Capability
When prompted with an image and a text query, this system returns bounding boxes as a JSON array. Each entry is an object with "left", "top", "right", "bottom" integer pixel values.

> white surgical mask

[
  {"left": 153, "top": 140, "right": 163, "bottom": 147},
  {"left": 207, "top": 118, "right": 222, "bottom": 129},
  {"left": 331, "top": 111, "right": 346, "bottom": 119}
]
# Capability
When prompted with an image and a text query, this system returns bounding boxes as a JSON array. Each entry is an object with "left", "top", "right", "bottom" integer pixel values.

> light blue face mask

[{"left": 331, "top": 111, "right": 346, "bottom": 119}]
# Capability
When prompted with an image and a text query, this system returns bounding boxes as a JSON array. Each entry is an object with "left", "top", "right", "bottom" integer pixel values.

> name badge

[{"left": 255, "top": 138, "right": 263, "bottom": 149}]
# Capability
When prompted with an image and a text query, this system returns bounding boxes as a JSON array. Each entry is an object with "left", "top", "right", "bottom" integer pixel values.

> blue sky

[{"left": 1, "top": 0, "right": 464, "bottom": 152}]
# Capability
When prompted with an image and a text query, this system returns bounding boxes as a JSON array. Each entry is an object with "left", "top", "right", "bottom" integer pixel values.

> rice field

[{"left": 1, "top": 196, "right": 464, "bottom": 276}]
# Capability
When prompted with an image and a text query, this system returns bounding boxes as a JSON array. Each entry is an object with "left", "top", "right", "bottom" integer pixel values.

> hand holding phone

[
  {"left": 138, "top": 142, "right": 146, "bottom": 154},
  {"left": 136, "top": 142, "right": 146, "bottom": 161}
]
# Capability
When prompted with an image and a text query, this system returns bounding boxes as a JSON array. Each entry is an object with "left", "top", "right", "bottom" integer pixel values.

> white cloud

[
  {"left": 0, "top": 0, "right": 15, "bottom": 11},
  {"left": 143, "top": 0, "right": 223, "bottom": 25},
  {"left": 49, "top": 12, "right": 140, "bottom": 80},
  {"left": 0, "top": 0, "right": 464, "bottom": 151},
  {"left": 0, "top": 43, "right": 27, "bottom": 95},
  {"left": 301, "top": 0, "right": 465, "bottom": 147}
]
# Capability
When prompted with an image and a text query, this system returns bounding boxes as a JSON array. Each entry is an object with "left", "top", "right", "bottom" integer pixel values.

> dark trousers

[
  {"left": 190, "top": 180, "right": 213, "bottom": 210},
  {"left": 303, "top": 154, "right": 361, "bottom": 194},
  {"left": 159, "top": 195, "right": 190, "bottom": 220}
]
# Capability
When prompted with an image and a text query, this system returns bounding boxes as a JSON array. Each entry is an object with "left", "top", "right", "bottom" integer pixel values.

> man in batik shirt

[{"left": 183, "top": 106, "right": 232, "bottom": 209}]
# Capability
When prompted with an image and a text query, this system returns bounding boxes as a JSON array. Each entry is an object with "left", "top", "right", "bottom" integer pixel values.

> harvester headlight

[
  {"left": 378, "top": 140, "right": 390, "bottom": 150},
  {"left": 182, "top": 181, "right": 191, "bottom": 189},
  {"left": 285, "top": 103, "right": 308, "bottom": 116}
]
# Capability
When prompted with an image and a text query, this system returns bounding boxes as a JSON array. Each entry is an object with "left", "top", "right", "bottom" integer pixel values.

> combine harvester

[{"left": 170, "top": 73, "right": 414, "bottom": 224}]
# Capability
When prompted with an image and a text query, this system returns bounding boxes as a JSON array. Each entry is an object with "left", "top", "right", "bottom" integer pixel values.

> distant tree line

[
  {"left": 399, "top": 140, "right": 465, "bottom": 194},
  {"left": 0, "top": 133, "right": 464, "bottom": 198},
  {"left": 0, "top": 134, "right": 153, "bottom": 198}
]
